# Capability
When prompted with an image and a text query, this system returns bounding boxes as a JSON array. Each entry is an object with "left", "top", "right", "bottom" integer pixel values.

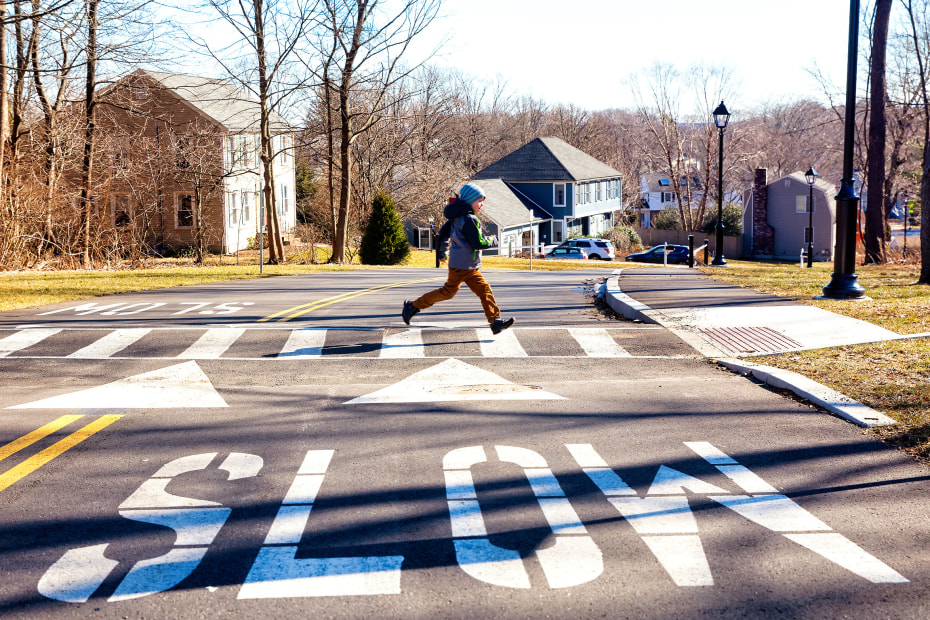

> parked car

[
  {"left": 556, "top": 238, "right": 615, "bottom": 260},
  {"left": 625, "top": 244, "right": 691, "bottom": 264},
  {"left": 541, "top": 247, "right": 588, "bottom": 260}
]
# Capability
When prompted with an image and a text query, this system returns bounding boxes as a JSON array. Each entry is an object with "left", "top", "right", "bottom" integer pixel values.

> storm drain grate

[{"left": 701, "top": 326, "right": 803, "bottom": 355}]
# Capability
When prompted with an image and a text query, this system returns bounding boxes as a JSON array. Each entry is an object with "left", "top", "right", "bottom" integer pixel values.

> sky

[{"left": 402, "top": 0, "right": 858, "bottom": 115}]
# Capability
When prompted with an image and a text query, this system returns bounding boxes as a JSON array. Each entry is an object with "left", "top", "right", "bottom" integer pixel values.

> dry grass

[{"left": 705, "top": 260, "right": 930, "bottom": 463}]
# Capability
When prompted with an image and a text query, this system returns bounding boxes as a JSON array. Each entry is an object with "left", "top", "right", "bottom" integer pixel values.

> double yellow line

[
  {"left": 0, "top": 414, "right": 123, "bottom": 493},
  {"left": 259, "top": 277, "right": 443, "bottom": 322}
]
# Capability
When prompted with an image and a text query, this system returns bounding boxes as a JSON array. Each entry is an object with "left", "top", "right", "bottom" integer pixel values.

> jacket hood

[{"left": 443, "top": 198, "right": 474, "bottom": 220}]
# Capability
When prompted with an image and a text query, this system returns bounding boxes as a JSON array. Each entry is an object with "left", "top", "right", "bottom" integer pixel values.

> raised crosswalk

[{"left": 0, "top": 325, "right": 697, "bottom": 360}]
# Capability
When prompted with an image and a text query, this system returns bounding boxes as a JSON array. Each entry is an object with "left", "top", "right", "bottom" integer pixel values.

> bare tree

[
  {"left": 629, "top": 63, "right": 707, "bottom": 230},
  {"left": 903, "top": 0, "right": 930, "bottom": 282},
  {"left": 864, "top": 0, "right": 893, "bottom": 264},
  {"left": 310, "top": 0, "right": 440, "bottom": 263},
  {"left": 195, "top": 0, "right": 316, "bottom": 264}
]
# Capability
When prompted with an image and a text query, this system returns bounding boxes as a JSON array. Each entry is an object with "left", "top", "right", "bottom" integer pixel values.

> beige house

[{"left": 96, "top": 69, "right": 296, "bottom": 254}]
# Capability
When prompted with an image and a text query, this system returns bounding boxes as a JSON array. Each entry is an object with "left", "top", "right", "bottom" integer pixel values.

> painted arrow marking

[
  {"left": 9, "top": 361, "right": 227, "bottom": 409},
  {"left": 344, "top": 358, "right": 564, "bottom": 404}
]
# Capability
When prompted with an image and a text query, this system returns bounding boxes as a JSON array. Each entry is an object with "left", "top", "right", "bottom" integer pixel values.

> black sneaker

[
  {"left": 490, "top": 317, "right": 515, "bottom": 335},
  {"left": 402, "top": 300, "right": 420, "bottom": 325}
]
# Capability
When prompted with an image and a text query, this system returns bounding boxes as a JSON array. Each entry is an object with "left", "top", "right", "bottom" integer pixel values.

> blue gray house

[
  {"left": 473, "top": 137, "right": 622, "bottom": 254},
  {"left": 409, "top": 137, "right": 623, "bottom": 256}
]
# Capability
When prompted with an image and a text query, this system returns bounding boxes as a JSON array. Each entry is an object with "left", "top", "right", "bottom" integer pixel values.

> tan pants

[{"left": 412, "top": 268, "right": 501, "bottom": 322}]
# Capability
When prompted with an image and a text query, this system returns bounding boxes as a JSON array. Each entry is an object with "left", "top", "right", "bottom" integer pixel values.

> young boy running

[{"left": 402, "top": 183, "right": 515, "bottom": 334}]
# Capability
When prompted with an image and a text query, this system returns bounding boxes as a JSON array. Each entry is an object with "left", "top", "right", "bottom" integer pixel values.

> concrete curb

[
  {"left": 603, "top": 270, "right": 656, "bottom": 323},
  {"left": 603, "top": 270, "right": 730, "bottom": 357},
  {"left": 602, "top": 270, "right": 898, "bottom": 429},
  {"left": 716, "top": 358, "right": 897, "bottom": 428}
]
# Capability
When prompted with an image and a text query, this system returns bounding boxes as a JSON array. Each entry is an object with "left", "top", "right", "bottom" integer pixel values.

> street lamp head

[
  {"left": 805, "top": 166, "right": 818, "bottom": 186},
  {"left": 713, "top": 101, "right": 731, "bottom": 129}
]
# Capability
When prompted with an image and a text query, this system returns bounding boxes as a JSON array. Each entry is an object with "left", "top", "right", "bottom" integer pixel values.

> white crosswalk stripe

[
  {"left": 177, "top": 328, "right": 246, "bottom": 359},
  {"left": 380, "top": 328, "right": 425, "bottom": 358},
  {"left": 477, "top": 328, "right": 528, "bottom": 358},
  {"left": 0, "top": 328, "right": 62, "bottom": 357},
  {"left": 568, "top": 328, "right": 632, "bottom": 358},
  {"left": 278, "top": 329, "right": 327, "bottom": 358},
  {"left": 66, "top": 328, "right": 152, "bottom": 359}
]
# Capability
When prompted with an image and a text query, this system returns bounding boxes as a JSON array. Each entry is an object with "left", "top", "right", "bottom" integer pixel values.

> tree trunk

[
  {"left": 904, "top": 0, "right": 930, "bottom": 283},
  {"left": 864, "top": 0, "right": 892, "bottom": 264},
  {"left": 325, "top": 74, "right": 337, "bottom": 254},
  {"left": 0, "top": 1, "right": 8, "bottom": 175},
  {"left": 31, "top": 0, "right": 58, "bottom": 257},
  {"left": 333, "top": 91, "right": 352, "bottom": 263},
  {"left": 253, "top": 0, "right": 284, "bottom": 264},
  {"left": 79, "top": 0, "right": 99, "bottom": 268}
]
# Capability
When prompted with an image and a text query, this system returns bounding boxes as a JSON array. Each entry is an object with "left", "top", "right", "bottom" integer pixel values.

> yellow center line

[
  {"left": 260, "top": 277, "right": 443, "bottom": 322},
  {"left": 0, "top": 415, "right": 84, "bottom": 464},
  {"left": 0, "top": 415, "right": 123, "bottom": 494}
]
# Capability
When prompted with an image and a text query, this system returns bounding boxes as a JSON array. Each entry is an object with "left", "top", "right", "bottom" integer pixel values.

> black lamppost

[
  {"left": 711, "top": 101, "right": 730, "bottom": 266},
  {"left": 805, "top": 166, "right": 817, "bottom": 268},
  {"left": 822, "top": 0, "right": 867, "bottom": 298}
]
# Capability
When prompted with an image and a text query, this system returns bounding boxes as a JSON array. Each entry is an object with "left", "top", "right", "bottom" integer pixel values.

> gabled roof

[
  {"left": 479, "top": 179, "right": 543, "bottom": 229},
  {"left": 777, "top": 171, "right": 836, "bottom": 194},
  {"left": 641, "top": 172, "right": 675, "bottom": 193},
  {"left": 474, "top": 137, "right": 620, "bottom": 182},
  {"left": 128, "top": 69, "right": 291, "bottom": 133}
]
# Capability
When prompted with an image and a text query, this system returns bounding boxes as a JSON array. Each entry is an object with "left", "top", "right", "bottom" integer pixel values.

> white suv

[{"left": 558, "top": 238, "right": 615, "bottom": 260}]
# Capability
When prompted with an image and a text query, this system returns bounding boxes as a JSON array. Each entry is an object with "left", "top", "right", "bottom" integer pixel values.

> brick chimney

[{"left": 752, "top": 168, "right": 774, "bottom": 256}]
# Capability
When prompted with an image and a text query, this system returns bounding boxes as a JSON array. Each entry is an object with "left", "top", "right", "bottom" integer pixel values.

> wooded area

[{"left": 1, "top": 0, "right": 928, "bottom": 279}]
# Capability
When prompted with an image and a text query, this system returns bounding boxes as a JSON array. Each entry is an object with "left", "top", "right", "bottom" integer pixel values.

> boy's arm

[
  {"left": 464, "top": 214, "right": 496, "bottom": 249},
  {"left": 435, "top": 220, "right": 452, "bottom": 261}
]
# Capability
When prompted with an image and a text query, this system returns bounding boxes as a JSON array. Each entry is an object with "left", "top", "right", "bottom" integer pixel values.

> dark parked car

[{"left": 625, "top": 244, "right": 691, "bottom": 264}]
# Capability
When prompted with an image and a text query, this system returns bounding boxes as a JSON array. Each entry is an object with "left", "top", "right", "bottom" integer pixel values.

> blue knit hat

[{"left": 459, "top": 183, "right": 485, "bottom": 205}]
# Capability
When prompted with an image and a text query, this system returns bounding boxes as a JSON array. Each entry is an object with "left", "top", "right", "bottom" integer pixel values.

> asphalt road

[{"left": 1, "top": 268, "right": 928, "bottom": 619}]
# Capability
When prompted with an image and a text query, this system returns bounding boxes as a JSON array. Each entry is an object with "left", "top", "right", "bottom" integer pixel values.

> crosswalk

[{"left": 0, "top": 325, "right": 695, "bottom": 360}]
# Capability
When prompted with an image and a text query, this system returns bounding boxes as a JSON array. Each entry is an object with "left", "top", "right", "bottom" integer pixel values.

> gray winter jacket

[{"left": 435, "top": 199, "right": 496, "bottom": 270}]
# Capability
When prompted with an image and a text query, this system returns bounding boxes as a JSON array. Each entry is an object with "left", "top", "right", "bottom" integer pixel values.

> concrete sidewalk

[{"left": 601, "top": 267, "right": 928, "bottom": 428}]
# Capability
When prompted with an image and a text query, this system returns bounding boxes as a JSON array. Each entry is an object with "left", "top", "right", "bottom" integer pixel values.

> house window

[
  {"left": 575, "top": 184, "right": 582, "bottom": 205},
  {"left": 554, "top": 183, "right": 565, "bottom": 207},
  {"left": 132, "top": 85, "right": 148, "bottom": 100},
  {"left": 240, "top": 136, "right": 249, "bottom": 169},
  {"left": 112, "top": 137, "right": 130, "bottom": 169},
  {"left": 112, "top": 194, "right": 131, "bottom": 228},
  {"left": 228, "top": 192, "right": 238, "bottom": 227},
  {"left": 176, "top": 194, "right": 195, "bottom": 228},
  {"left": 172, "top": 134, "right": 190, "bottom": 169},
  {"left": 228, "top": 137, "right": 236, "bottom": 168},
  {"left": 417, "top": 227, "right": 433, "bottom": 250},
  {"left": 279, "top": 184, "right": 289, "bottom": 216},
  {"left": 796, "top": 195, "right": 808, "bottom": 213},
  {"left": 241, "top": 190, "right": 251, "bottom": 223},
  {"left": 599, "top": 181, "right": 606, "bottom": 201}
]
